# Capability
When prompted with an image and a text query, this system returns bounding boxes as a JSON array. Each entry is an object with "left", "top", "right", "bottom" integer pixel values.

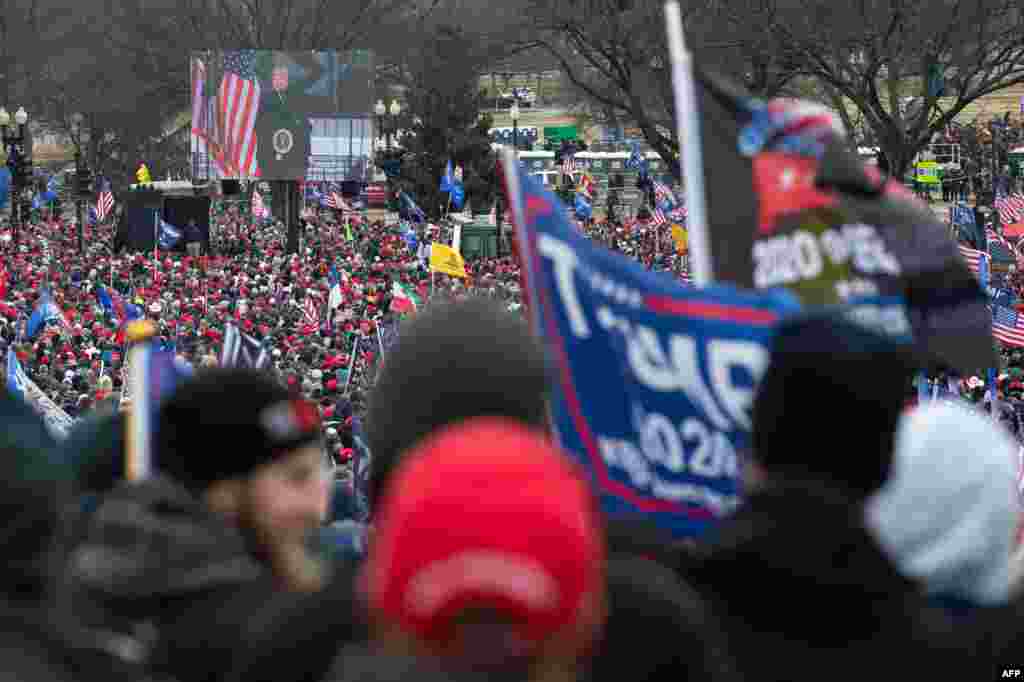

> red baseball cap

[{"left": 362, "top": 418, "right": 604, "bottom": 652}]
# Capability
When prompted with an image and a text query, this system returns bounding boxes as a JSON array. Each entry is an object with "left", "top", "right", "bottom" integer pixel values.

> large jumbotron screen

[{"left": 190, "top": 49, "right": 375, "bottom": 182}]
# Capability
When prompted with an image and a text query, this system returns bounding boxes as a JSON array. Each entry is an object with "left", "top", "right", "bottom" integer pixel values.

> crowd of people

[
  {"left": 0, "top": 204, "right": 690, "bottom": 479},
  {"left": 6, "top": 195, "right": 1024, "bottom": 682}
]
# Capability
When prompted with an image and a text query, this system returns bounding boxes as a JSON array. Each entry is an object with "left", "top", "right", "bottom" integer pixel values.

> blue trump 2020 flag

[{"left": 505, "top": 156, "right": 800, "bottom": 539}]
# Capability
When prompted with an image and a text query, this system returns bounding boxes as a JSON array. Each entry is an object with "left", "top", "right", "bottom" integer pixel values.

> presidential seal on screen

[{"left": 272, "top": 128, "right": 294, "bottom": 160}]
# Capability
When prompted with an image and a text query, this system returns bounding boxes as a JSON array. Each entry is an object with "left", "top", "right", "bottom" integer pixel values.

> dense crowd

[
  {"left": 0, "top": 205, "right": 689, "bottom": 467},
  {"left": 8, "top": 192, "right": 1024, "bottom": 682}
]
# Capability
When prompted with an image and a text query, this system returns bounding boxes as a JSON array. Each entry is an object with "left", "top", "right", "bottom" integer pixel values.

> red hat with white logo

[{"left": 362, "top": 418, "right": 604, "bottom": 655}]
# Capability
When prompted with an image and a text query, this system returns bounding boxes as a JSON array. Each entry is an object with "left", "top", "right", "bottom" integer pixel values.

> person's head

[
  {"left": 362, "top": 418, "right": 605, "bottom": 681},
  {"left": 750, "top": 313, "right": 917, "bottom": 500},
  {"left": 366, "top": 298, "right": 549, "bottom": 508},
  {"left": 867, "top": 402, "right": 1018, "bottom": 606},
  {"left": 154, "top": 368, "right": 329, "bottom": 589},
  {"left": 0, "top": 390, "right": 65, "bottom": 601}
]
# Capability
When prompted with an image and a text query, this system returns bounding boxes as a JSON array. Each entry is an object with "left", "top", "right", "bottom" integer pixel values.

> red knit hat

[{"left": 362, "top": 418, "right": 604, "bottom": 651}]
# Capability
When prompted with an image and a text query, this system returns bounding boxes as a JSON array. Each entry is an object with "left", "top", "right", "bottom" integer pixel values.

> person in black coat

[
  {"left": 0, "top": 391, "right": 140, "bottom": 682},
  {"left": 676, "top": 314, "right": 971, "bottom": 682}
]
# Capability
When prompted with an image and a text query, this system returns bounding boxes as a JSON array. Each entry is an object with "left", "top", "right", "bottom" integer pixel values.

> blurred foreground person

[
  {"left": 364, "top": 298, "right": 737, "bottom": 682},
  {"left": 868, "top": 401, "right": 1019, "bottom": 614},
  {"left": 68, "top": 369, "right": 360, "bottom": 682},
  {"left": 365, "top": 298, "right": 549, "bottom": 509},
  {"left": 681, "top": 314, "right": 969, "bottom": 681},
  {"left": 356, "top": 418, "right": 605, "bottom": 682},
  {"left": 0, "top": 392, "right": 136, "bottom": 681}
]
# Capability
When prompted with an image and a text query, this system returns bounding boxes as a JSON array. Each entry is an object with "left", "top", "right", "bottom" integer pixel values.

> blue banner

[
  {"left": 507, "top": 162, "right": 801, "bottom": 538},
  {"left": 158, "top": 220, "right": 183, "bottom": 250}
]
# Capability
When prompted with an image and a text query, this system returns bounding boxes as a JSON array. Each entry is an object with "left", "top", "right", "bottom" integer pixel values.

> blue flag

[
  {"left": 399, "top": 191, "right": 426, "bottom": 223},
  {"left": 26, "top": 288, "right": 66, "bottom": 339},
  {"left": 401, "top": 226, "right": 418, "bottom": 252},
  {"left": 132, "top": 342, "right": 194, "bottom": 478},
  {"left": 574, "top": 192, "right": 592, "bottom": 220},
  {"left": 351, "top": 416, "right": 372, "bottom": 522},
  {"left": 450, "top": 182, "right": 465, "bottom": 210},
  {"left": 506, "top": 158, "right": 801, "bottom": 539},
  {"left": 0, "top": 167, "right": 10, "bottom": 209},
  {"left": 440, "top": 160, "right": 454, "bottom": 192},
  {"left": 158, "top": 219, "right": 183, "bottom": 250},
  {"left": 6, "top": 349, "right": 74, "bottom": 437}
]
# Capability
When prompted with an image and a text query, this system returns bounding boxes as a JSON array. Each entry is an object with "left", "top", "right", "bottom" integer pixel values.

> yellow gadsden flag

[
  {"left": 670, "top": 224, "right": 688, "bottom": 254},
  {"left": 429, "top": 242, "right": 467, "bottom": 278},
  {"left": 136, "top": 163, "right": 152, "bottom": 184}
]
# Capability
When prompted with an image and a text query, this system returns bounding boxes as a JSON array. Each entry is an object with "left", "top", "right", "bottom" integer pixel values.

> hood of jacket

[
  {"left": 866, "top": 401, "right": 1018, "bottom": 605},
  {"left": 68, "top": 475, "right": 264, "bottom": 601}
]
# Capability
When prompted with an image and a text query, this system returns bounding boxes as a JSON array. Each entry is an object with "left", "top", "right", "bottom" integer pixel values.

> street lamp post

[
  {"left": 0, "top": 106, "right": 28, "bottom": 247},
  {"left": 510, "top": 99, "right": 519, "bottom": 152},
  {"left": 374, "top": 99, "right": 386, "bottom": 153},
  {"left": 374, "top": 98, "right": 402, "bottom": 152},
  {"left": 388, "top": 99, "right": 401, "bottom": 150}
]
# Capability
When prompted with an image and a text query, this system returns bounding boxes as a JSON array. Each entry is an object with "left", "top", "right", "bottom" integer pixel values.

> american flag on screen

[
  {"left": 326, "top": 188, "right": 351, "bottom": 211},
  {"left": 993, "top": 304, "right": 1024, "bottom": 348},
  {"left": 218, "top": 50, "right": 261, "bottom": 178},
  {"left": 95, "top": 178, "right": 114, "bottom": 221}
]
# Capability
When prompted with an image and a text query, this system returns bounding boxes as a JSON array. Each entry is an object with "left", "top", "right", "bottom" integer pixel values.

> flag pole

[{"left": 665, "top": 1, "right": 712, "bottom": 287}]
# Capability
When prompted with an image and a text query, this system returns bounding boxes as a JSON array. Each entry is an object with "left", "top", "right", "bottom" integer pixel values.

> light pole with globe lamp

[{"left": 0, "top": 106, "right": 28, "bottom": 246}]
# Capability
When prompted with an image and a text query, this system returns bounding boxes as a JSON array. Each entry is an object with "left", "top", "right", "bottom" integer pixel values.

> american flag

[
  {"left": 993, "top": 304, "right": 1024, "bottom": 347},
  {"left": 957, "top": 243, "right": 989, "bottom": 279},
  {"left": 302, "top": 295, "right": 320, "bottom": 326},
  {"left": 996, "top": 193, "right": 1024, "bottom": 224},
  {"left": 650, "top": 208, "right": 668, "bottom": 227},
  {"left": 653, "top": 180, "right": 675, "bottom": 206},
  {"left": 95, "top": 178, "right": 114, "bottom": 221},
  {"left": 218, "top": 50, "right": 261, "bottom": 178},
  {"left": 326, "top": 190, "right": 351, "bottom": 211}
]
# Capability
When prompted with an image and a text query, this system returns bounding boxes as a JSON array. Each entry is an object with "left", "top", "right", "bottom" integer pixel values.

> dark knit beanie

[
  {"left": 752, "top": 313, "right": 916, "bottom": 498},
  {"left": 155, "top": 368, "right": 322, "bottom": 491},
  {"left": 365, "top": 298, "right": 549, "bottom": 507}
]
